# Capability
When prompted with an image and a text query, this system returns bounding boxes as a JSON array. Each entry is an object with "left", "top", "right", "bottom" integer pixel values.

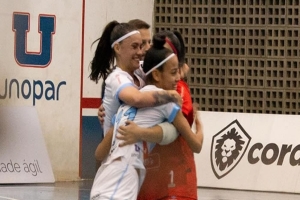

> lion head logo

[
  {"left": 211, "top": 119, "right": 251, "bottom": 179},
  {"left": 215, "top": 127, "right": 245, "bottom": 171}
]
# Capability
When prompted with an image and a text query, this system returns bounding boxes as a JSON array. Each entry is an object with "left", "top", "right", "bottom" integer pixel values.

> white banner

[
  {"left": 0, "top": 106, "right": 54, "bottom": 183},
  {"left": 195, "top": 111, "right": 300, "bottom": 193},
  {"left": 0, "top": 0, "right": 82, "bottom": 180}
]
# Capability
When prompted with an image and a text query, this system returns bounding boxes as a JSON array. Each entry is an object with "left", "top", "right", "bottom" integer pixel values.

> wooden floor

[{"left": 0, "top": 180, "right": 299, "bottom": 200}]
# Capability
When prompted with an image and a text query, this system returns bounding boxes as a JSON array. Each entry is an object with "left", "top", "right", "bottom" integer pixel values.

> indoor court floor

[{"left": 0, "top": 179, "right": 300, "bottom": 200}]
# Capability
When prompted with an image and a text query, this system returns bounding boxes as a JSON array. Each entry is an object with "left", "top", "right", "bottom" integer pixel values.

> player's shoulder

[
  {"left": 106, "top": 68, "right": 134, "bottom": 85},
  {"left": 141, "top": 85, "right": 162, "bottom": 92}
]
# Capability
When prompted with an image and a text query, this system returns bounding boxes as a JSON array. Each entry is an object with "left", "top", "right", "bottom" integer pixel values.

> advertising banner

[
  {"left": 195, "top": 111, "right": 300, "bottom": 193},
  {"left": 0, "top": 106, "right": 54, "bottom": 183},
  {"left": 0, "top": 0, "right": 82, "bottom": 180}
]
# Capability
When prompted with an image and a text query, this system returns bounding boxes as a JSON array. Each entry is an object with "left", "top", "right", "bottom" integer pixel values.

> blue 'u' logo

[{"left": 12, "top": 12, "right": 56, "bottom": 67}]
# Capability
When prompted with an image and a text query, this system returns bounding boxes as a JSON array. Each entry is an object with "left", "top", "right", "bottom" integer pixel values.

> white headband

[
  {"left": 111, "top": 30, "right": 140, "bottom": 48},
  {"left": 145, "top": 53, "right": 175, "bottom": 76}
]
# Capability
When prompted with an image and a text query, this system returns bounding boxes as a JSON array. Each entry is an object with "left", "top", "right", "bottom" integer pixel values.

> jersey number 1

[{"left": 168, "top": 170, "right": 175, "bottom": 188}]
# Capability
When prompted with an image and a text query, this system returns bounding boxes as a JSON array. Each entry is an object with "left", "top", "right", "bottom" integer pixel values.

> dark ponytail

[
  {"left": 89, "top": 21, "right": 119, "bottom": 83},
  {"left": 172, "top": 30, "right": 185, "bottom": 67},
  {"left": 152, "top": 34, "right": 166, "bottom": 49},
  {"left": 156, "top": 30, "right": 185, "bottom": 67},
  {"left": 143, "top": 34, "right": 173, "bottom": 75},
  {"left": 89, "top": 21, "right": 137, "bottom": 83}
]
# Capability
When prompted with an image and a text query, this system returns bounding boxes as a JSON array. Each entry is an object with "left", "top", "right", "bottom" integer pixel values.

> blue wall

[{"left": 81, "top": 116, "right": 103, "bottom": 179}]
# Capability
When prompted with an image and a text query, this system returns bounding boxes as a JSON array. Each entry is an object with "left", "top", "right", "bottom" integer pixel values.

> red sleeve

[{"left": 176, "top": 80, "right": 194, "bottom": 126}]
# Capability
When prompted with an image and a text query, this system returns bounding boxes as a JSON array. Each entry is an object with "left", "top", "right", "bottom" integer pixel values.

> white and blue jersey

[
  {"left": 90, "top": 85, "right": 180, "bottom": 200},
  {"left": 105, "top": 85, "right": 180, "bottom": 185},
  {"left": 102, "top": 67, "right": 145, "bottom": 136}
]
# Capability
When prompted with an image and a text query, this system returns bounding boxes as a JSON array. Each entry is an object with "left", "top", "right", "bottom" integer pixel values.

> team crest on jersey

[{"left": 211, "top": 119, "right": 251, "bottom": 179}]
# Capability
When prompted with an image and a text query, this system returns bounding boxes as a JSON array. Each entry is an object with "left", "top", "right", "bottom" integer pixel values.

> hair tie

[
  {"left": 165, "top": 38, "right": 178, "bottom": 55},
  {"left": 111, "top": 30, "right": 140, "bottom": 48}
]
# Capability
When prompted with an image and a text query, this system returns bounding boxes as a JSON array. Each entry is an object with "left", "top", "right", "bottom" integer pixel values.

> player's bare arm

[
  {"left": 97, "top": 104, "right": 105, "bottom": 126},
  {"left": 95, "top": 126, "right": 113, "bottom": 161},
  {"left": 119, "top": 86, "right": 182, "bottom": 108},
  {"left": 172, "top": 111, "right": 204, "bottom": 153},
  {"left": 117, "top": 121, "right": 178, "bottom": 147},
  {"left": 117, "top": 121, "right": 163, "bottom": 146}
]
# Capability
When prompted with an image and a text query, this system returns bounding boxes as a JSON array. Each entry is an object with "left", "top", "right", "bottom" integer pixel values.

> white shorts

[{"left": 90, "top": 159, "right": 139, "bottom": 200}]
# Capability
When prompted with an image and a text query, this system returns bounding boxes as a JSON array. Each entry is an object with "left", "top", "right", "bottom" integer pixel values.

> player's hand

[
  {"left": 98, "top": 104, "right": 105, "bottom": 126},
  {"left": 195, "top": 115, "right": 201, "bottom": 133},
  {"left": 193, "top": 102, "right": 199, "bottom": 119},
  {"left": 117, "top": 120, "right": 141, "bottom": 147},
  {"left": 167, "top": 90, "right": 182, "bottom": 107},
  {"left": 194, "top": 113, "right": 204, "bottom": 152}
]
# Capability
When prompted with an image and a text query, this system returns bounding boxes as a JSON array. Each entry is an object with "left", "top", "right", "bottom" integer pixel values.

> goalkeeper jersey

[{"left": 138, "top": 79, "right": 197, "bottom": 200}]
